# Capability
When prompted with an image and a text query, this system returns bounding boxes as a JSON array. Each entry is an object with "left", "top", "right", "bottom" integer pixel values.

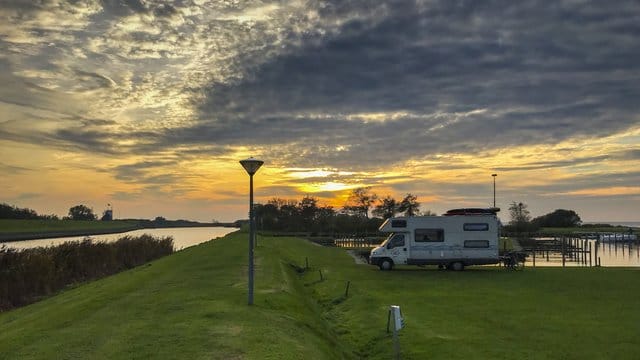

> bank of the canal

[
  {"left": 1, "top": 232, "right": 639, "bottom": 359},
  {"left": 0, "top": 219, "right": 235, "bottom": 243}
]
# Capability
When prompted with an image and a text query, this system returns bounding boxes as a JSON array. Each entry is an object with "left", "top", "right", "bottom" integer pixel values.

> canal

[{"left": 1, "top": 227, "right": 239, "bottom": 251}]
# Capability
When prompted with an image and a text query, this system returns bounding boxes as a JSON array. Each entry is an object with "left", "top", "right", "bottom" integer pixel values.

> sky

[{"left": 1, "top": 0, "right": 639, "bottom": 223}]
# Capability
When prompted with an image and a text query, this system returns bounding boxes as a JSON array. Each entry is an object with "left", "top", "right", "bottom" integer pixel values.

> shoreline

[{"left": 0, "top": 223, "right": 237, "bottom": 243}]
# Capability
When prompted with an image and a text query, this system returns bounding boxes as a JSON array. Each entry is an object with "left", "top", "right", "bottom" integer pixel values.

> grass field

[
  {"left": 1, "top": 232, "right": 639, "bottom": 359},
  {"left": 0, "top": 219, "right": 140, "bottom": 234}
]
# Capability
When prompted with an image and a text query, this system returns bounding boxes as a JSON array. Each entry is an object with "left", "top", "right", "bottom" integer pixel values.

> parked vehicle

[{"left": 369, "top": 209, "right": 501, "bottom": 271}]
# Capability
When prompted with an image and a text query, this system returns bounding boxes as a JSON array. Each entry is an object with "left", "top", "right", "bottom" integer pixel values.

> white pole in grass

[{"left": 390, "top": 305, "right": 404, "bottom": 359}]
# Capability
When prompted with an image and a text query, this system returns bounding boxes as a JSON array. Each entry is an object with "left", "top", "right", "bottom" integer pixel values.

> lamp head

[{"left": 240, "top": 157, "right": 264, "bottom": 175}]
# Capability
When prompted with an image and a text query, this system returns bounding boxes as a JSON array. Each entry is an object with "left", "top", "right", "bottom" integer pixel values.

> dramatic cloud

[{"left": 1, "top": 0, "right": 639, "bottom": 221}]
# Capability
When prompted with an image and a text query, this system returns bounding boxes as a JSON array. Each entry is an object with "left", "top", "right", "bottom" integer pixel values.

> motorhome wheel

[
  {"left": 451, "top": 262, "right": 464, "bottom": 271},
  {"left": 380, "top": 259, "right": 393, "bottom": 271}
]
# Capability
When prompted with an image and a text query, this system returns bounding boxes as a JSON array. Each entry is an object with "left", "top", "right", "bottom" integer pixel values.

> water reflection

[
  {"left": 529, "top": 240, "right": 640, "bottom": 267},
  {"left": 1, "top": 227, "right": 239, "bottom": 251}
]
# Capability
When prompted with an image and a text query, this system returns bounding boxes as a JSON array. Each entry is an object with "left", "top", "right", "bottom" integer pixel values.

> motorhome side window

[
  {"left": 464, "top": 240, "right": 490, "bottom": 248},
  {"left": 414, "top": 229, "right": 444, "bottom": 242},
  {"left": 387, "top": 234, "right": 405, "bottom": 249},
  {"left": 463, "top": 223, "right": 489, "bottom": 231}
]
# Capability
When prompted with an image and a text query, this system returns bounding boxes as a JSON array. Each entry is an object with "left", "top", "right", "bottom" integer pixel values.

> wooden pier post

[
  {"left": 588, "top": 242, "right": 592, "bottom": 267},
  {"left": 532, "top": 247, "right": 536, "bottom": 267},
  {"left": 562, "top": 237, "right": 566, "bottom": 267}
]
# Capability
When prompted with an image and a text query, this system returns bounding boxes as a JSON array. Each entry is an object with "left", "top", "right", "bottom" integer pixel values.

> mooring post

[
  {"left": 588, "top": 242, "right": 592, "bottom": 267},
  {"left": 562, "top": 237, "right": 566, "bottom": 267},
  {"left": 586, "top": 240, "right": 590, "bottom": 266},
  {"left": 532, "top": 246, "right": 536, "bottom": 267}
]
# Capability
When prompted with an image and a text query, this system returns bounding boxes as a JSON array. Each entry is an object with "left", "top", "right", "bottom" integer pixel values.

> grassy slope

[
  {"left": 0, "top": 232, "right": 347, "bottom": 359},
  {"left": 1, "top": 233, "right": 639, "bottom": 359},
  {"left": 0, "top": 219, "right": 140, "bottom": 234}
]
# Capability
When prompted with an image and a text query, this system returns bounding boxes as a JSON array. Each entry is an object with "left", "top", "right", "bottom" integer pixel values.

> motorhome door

[{"left": 386, "top": 233, "right": 408, "bottom": 265}]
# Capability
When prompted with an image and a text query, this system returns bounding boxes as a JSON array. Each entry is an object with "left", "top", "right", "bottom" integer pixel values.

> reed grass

[{"left": 0, "top": 235, "right": 173, "bottom": 311}]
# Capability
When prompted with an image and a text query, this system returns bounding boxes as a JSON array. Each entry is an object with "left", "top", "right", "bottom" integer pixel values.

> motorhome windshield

[{"left": 382, "top": 233, "right": 396, "bottom": 245}]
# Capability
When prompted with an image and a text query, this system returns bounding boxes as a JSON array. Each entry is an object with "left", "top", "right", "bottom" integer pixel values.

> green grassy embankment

[{"left": 1, "top": 232, "right": 639, "bottom": 359}]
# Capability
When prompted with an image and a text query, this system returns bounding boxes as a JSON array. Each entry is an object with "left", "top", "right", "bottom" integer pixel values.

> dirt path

[{"left": 346, "top": 250, "right": 368, "bottom": 264}]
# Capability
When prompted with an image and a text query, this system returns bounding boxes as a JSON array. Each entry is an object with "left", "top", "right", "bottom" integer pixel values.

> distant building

[{"left": 101, "top": 209, "right": 113, "bottom": 221}]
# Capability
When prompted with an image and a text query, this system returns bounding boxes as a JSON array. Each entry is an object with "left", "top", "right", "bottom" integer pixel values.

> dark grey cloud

[
  {"left": 614, "top": 149, "right": 640, "bottom": 161},
  {"left": 518, "top": 170, "right": 640, "bottom": 196},
  {"left": 15, "top": 192, "right": 42, "bottom": 200},
  {"left": 182, "top": 0, "right": 640, "bottom": 169},
  {"left": 494, "top": 155, "right": 611, "bottom": 171},
  {"left": 113, "top": 160, "right": 178, "bottom": 182},
  {"left": 0, "top": 162, "right": 32, "bottom": 173}
]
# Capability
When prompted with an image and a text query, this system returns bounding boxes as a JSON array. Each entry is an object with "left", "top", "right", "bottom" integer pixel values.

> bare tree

[
  {"left": 343, "top": 187, "right": 378, "bottom": 218},
  {"left": 372, "top": 196, "right": 399, "bottom": 219},
  {"left": 508, "top": 201, "right": 533, "bottom": 233},
  {"left": 398, "top": 194, "right": 420, "bottom": 216}
]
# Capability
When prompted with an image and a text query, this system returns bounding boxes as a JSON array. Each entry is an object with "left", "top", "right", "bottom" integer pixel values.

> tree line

[
  {"left": 0, "top": 203, "right": 59, "bottom": 220},
  {"left": 505, "top": 201, "right": 582, "bottom": 233},
  {"left": 253, "top": 187, "right": 431, "bottom": 234},
  {"left": 1, "top": 203, "right": 109, "bottom": 221}
]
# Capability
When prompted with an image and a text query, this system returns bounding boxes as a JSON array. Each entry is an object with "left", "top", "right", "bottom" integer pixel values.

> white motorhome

[{"left": 369, "top": 209, "right": 501, "bottom": 271}]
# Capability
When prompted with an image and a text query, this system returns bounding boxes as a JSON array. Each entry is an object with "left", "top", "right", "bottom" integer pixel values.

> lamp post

[
  {"left": 240, "top": 157, "right": 264, "bottom": 306},
  {"left": 491, "top": 173, "right": 497, "bottom": 208}
]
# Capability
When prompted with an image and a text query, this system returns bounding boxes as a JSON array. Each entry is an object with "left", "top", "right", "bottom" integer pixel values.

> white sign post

[{"left": 390, "top": 305, "right": 404, "bottom": 359}]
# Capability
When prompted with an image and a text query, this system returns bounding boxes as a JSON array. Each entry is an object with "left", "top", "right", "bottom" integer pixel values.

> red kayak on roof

[{"left": 444, "top": 208, "right": 500, "bottom": 216}]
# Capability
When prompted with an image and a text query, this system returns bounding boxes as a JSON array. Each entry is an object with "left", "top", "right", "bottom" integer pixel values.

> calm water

[
  {"left": 529, "top": 240, "right": 640, "bottom": 267},
  {"left": 1, "top": 227, "right": 239, "bottom": 251}
]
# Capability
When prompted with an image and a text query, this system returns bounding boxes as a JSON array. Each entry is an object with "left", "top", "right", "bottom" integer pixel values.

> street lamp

[
  {"left": 240, "top": 157, "right": 264, "bottom": 306},
  {"left": 491, "top": 173, "right": 497, "bottom": 208}
]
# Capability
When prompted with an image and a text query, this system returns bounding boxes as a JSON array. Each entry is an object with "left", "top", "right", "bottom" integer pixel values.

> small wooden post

[
  {"left": 319, "top": 269, "right": 324, "bottom": 281},
  {"left": 305, "top": 257, "right": 309, "bottom": 270},
  {"left": 588, "top": 242, "right": 592, "bottom": 267},
  {"left": 345, "top": 281, "right": 351, "bottom": 297}
]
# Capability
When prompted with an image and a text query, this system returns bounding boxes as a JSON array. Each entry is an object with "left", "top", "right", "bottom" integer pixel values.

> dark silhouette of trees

[
  {"left": 398, "top": 193, "right": 421, "bottom": 216},
  {"left": 254, "top": 196, "right": 380, "bottom": 234},
  {"left": 532, "top": 209, "right": 582, "bottom": 227},
  {"left": 0, "top": 203, "right": 58, "bottom": 220},
  {"left": 506, "top": 201, "right": 539, "bottom": 233},
  {"left": 68, "top": 205, "right": 97, "bottom": 221},
  {"left": 372, "top": 196, "right": 398, "bottom": 219},
  {"left": 343, "top": 187, "right": 378, "bottom": 218},
  {"left": 253, "top": 191, "right": 430, "bottom": 234}
]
